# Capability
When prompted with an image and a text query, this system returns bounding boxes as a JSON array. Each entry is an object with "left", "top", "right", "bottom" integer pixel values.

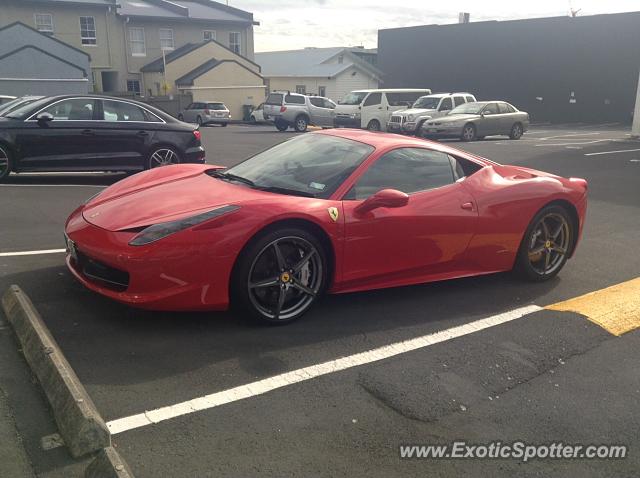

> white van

[{"left": 333, "top": 89, "right": 432, "bottom": 131}]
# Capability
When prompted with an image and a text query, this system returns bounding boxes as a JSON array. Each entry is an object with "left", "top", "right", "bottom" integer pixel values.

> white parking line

[
  {"left": 584, "top": 148, "right": 640, "bottom": 156},
  {"left": 0, "top": 249, "right": 66, "bottom": 257},
  {"left": 106, "top": 304, "right": 542, "bottom": 435}
]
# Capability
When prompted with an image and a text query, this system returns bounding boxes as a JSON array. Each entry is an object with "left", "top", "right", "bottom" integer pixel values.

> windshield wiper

[
  {"left": 211, "top": 170, "right": 256, "bottom": 187},
  {"left": 257, "top": 186, "right": 315, "bottom": 198}
]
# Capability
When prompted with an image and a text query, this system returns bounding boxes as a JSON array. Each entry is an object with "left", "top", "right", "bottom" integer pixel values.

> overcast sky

[{"left": 227, "top": 0, "right": 640, "bottom": 52}]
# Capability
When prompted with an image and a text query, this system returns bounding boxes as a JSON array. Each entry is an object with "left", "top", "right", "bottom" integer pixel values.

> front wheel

[
  {"left": 514, "top": 205, "right": 573, "bottom": 281},
  {"left": 366, "top": 119, "right": 381, "bottom": 131},
  {"left": 221, "top": 122, "right": 228, "bottom": 127},
  {"left": 0, "top": 144, "right": 12, "bottom": 182},
  {"left": 231, "top": 228, "right": 327, "bottom": 324},
  {"left": 461, "top": 123, "right": 476, "bottom": 141},
  {"left": 509, "top": 123, "right": 524, "bottom": 140},
  {"left": 147, "top": 146, "right": 180, "bottom": 169},
  {"left": 196, "top": 116, "right": 203, "bottom": 126}
]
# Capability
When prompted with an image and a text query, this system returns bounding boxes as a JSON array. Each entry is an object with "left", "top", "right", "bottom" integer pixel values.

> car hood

[
  {"left": 82, "top": 164, "right": 271, "bottom": 231},
  {"left": 396, "top": 108, "right": 436, "bottom": 116},
  {"left": 430, "top": 113, "right": 480, "bottom": 123}
]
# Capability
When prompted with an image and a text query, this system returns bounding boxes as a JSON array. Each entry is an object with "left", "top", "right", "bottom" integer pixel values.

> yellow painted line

[{"left": 546, "top": 278, "right": 640, "bottom": 336}]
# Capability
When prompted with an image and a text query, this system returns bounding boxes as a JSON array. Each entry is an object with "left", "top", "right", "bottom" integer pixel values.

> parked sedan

[
  {"left": 0, "top": 95, "right": 205, "bottom": 181},
  {"left": 421, "top": 101, "right": 529, "bottom": 141},
  {"left": 178, "top": 101, "right": 230, "bottom": 126}
]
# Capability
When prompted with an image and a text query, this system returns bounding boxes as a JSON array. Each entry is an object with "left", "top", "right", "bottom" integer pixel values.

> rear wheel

[
  {"left": 147, "top": 146, "right": 180, "bottom": 169},
  {"left": 275, "top": 120, "right": 288, "bottom": 132},
  {"left": 461, "top": 123, "right": 476, "bottom": 141},
  {"left": 367, "top": 119, "right": 381, "bottom": 131},
  {"left": 294, "top": 115, "right": 308, "bottom": 132},
  {"left": 514, "top": 205, "right": 573, "bottom": 281},
  {"left": 196, "top": 116, "right": 203, "bottom": 126},
  {"left": 221, "top": 122, "right": 228, "bottom": 127},
  {"left": 231, "top": 228, "right": 327, "bottom": 324},
  {"left": 0, "top": 144, "right": 11, "bottom": 182},
  {"left": 509, "top": 122, "right": 524, "bottom": 140}
]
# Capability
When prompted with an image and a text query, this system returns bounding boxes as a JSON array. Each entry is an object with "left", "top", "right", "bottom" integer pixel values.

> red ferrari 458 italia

[{"left": 65, "top": 129, "right": 587, "bottom": 324}]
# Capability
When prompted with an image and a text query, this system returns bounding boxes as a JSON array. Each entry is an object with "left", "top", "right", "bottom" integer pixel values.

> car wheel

[
  {"left": 221, "top": 123, "right": 228, "bottom": 127},
  {"left": 461, "top": 123, "right": 476, "bottom": 141},
  {"left": 250, "top": 115, "right": 256, "bottom": 124},
  {"left": 509, "top": 123, "right": 524, "bottom": 140},
  {"left": 367, "top": 119, "right": 381, "bottom": 131},
  {"left": 275, "top": 120, "right": 288, "bottom": 132},
  {"left": 514, "top": 205, "right": 573, "bottom": 282},
  {"left": 196, "top": 116, "right": 203, "bottom": 126},
  {"left": 414, "top": 120, "right": 426, "bottom": 137},
  {"left": 294, "top": 115, "right": 308, "bottom": 132},
  {"left": 0, "top": 144, "right": 12, "bottom": 182},
  {"left": 147, "top": 146, "right": 180, "bottom": 169},
  {"left": 231, "top": 227, "right": 327, "bottom": 324}
]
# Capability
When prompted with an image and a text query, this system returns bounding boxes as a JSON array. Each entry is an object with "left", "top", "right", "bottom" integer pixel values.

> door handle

[
  {"left": 461, "top": 202, "right": 474, "bottom": 211},
  {"left": 137, "top": 131, "right": 149, "bottom": 137},
  {"left": 81, "top": 129, "right": 94, "bottom": 136}
]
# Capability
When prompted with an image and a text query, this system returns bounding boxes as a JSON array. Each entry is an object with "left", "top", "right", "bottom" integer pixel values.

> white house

[{"left": 255, "top": 47, "right": 382, "bottom": 103}]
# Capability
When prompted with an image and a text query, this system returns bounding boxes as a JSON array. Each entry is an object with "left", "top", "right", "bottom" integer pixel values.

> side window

[
  {"left": 309, "top": 97, "right": 325, "bottom": 108},
  {"left": 483, "top": 103, "right": 499, "bottom": 115},
  {"left": 438, "top": 97, "right": 453, "bottom": 111},
  {"left": 41, "top": 98, "right": 95, "bottom": 120},
  {"left": 500, "top": 103, "right": 515, "bottom": 113},
  {"left": 346, "top": 148, "right": 455, "bottom": 200},
  {"left": 449, "top": 154, "right": 483, "bottom": 180},
  {"left": 185, "top": 103, "right": 195, "bottom": 110},
  {"left": 102, "top": 100, "right": 147, "bottom": 122},
  {"left": 285, "top": 94, "right": 305, "bottom": 104},
  {"left": 362, "top": 92, "right": 382, "bottom": 107},
  {"left": 324, "top": 99, "right": 336, "bottom": 109},
  {"left": 465, "top": 95, "right": 475, "bottom": 103},
  {"left": 453, "top": 96, "right": 465, "bottom": 107}
]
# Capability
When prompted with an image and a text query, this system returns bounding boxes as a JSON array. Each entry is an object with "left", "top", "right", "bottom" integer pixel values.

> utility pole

[{"left": 632, "top": 70, "right": 640, "bottom": 138}]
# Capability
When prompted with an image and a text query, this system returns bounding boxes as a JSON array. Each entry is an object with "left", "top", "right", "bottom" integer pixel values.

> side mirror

[
  {"left": 355, "top": 189, "right": 409, "bottom": 214},
  {"left": 36, "top": 112, "right": 54, "bottom": 124}
]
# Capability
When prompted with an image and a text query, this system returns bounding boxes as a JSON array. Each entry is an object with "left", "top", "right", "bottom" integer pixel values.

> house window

[
  {"left": 229, "top": 32, "right": 241, "bottom": 54},
  {"left": 127, "top": 80, "right": 141, "bottom": 95},
  {"left": 203, "top": 30, "right": 216, "bottom": 41},
  {"left": 34, "top": 14, "right": 53, "bottom": 34},
  {"left": 129, "top": 27, "right": 146, "bottom": 56},
  {"left": 295, "top": 85, "right": 306, "bottom": 94},
  {"left": 79, "top": 16, "right": 97, "bottom": 45},
  {"left": 318, "top": 86, "right": 326, "bottom": 97},
  {"left": 159, "top": 28, "right": 174, "bottom": 51}
]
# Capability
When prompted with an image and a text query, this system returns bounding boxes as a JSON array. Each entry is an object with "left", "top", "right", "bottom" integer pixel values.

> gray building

[
  {"left": 378, "top": 12, "right": 640, "bottom": 123},
  {"left": 0, "top": 22, "right": 90, "bottom": 96}
]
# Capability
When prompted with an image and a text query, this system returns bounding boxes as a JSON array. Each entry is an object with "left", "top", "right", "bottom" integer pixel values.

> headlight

[
  {"left": 351, "top": 113, "right": 361, "bottom": 119},
  {"left": 407, "top": 115, "right": 415, "bottom": 121},
  {"left": 129, "top": 205, "right": 240, "bottom": 246}
]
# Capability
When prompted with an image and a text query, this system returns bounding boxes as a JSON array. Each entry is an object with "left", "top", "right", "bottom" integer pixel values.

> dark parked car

[{"left": 0, "top": 95, "right": 205, "bottom": 181}]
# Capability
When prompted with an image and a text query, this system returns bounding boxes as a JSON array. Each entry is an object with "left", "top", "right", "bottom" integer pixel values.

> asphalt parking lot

[{"left": 1, "top": 123, "right": 639, "bottom": 477}]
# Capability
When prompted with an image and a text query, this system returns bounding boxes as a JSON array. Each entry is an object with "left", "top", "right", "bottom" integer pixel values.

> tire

[
  {"left": 294, "top": 115, "right": 308, "bottom": 132},
  {"left": 196, "top": 116, "right": 203, "bottom": 126},
  {"left": 0, "top": 144, "right": 12, "bottom": 182},
  {"left": 275, "top": 120, "right": 288, "bottom": 132},
  {"left": 250, "top": 115, "right": 256, "bottom": 124},
  {"left": 231, "top": 227, "right": 328, "bottom": 324},
  {"left": 414, "top": 120, "right": 426, "bottom": 137},
  {"left": 514, "top": 205, "right": 574, "bottom": 282},
  {"left": 366, "top": 119, "right": 381, "bottom": 131},
  {"left": 147, "top": 146, "right": 181, "bottom": 169},
  {"left": 221, "top": 123, "right": 228, "bottom": 127},
  {"left": 509, "top": 122, "right": 524, "bottom": 140},
  {"left": 460, "top": 123, "right": 476, "bottom": 141},
  {"left": 177, "top": 114, "right": 184, "bottom": 121}
]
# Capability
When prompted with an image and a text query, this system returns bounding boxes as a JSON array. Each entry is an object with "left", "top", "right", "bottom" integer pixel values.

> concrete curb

[
  {"left": 85, "top": 447, "right": 134, "bottom": 478},
  {"left": 1, "top": 285, "right": 110, "bottom": 458}
]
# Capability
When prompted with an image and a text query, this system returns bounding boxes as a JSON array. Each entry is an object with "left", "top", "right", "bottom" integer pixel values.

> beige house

[
  {"left": 0, "top": 0, "right": 258, "bottom": 94},
  {"left": 255, "top": 47, "right": 382, "bottom": 103}
]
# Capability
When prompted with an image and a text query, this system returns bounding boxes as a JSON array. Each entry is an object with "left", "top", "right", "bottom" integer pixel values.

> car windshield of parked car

[
  {"left": 3, "top": 97, "right": 53, "bottom": 119},
  {"left": 207, "top": 103, "right": 226, "bottom": 110},
  {"left": 412, "top": 97, "right": 440, "bottom": 109},
  {"left": 220, "top": 134, "right": 374, "bottom": 199},
  {"left": 339, "top": 92, "right": 368, "bottom": 105},
  {"left": 448, "top": 103, "right": 485, "bottom": 115}
]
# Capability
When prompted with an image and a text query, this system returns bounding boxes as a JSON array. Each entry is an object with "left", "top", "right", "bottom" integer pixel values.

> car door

[
  {"left": 341, "top": 147, "right": 478, "bottom": 286},
  {"left": 361, "top": 92, "right": 383, "bottom": 129},
  {"left": 89, "top": 99, "right": 155, "bottom": 170},
  {"left": 14, "top": 97, "right": 101, "bottom": 171},
  {"left": 477, "top": 102, "right": 501, "bottom": 136},
  {"left": 308, "top": 97, "right": 333, "bottom": 126},
  {"left": 498, "top": 102, "right": 517, "bottom": 133}
]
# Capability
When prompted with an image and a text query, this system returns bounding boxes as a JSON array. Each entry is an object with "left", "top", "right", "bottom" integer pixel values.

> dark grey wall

[{"left": 378, "top": 12, "right": 640, "bottom": 123}]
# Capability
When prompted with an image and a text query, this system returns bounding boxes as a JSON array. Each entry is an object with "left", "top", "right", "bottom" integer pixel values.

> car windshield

[
  {"left": 449, "top": 102, "right": 485, "bottom": 115},
  {"left": 3, "top": 97, "right": 54, "bottom": 119},
  {"left": 219, "top": 134, "right": 374, "bottom": 199},
  {"left": 339, "top": 92, "right": 368, "bottom": 105},
  {"left": 412, "top": 97, "right": 440, "bottom": 109},
  {"left": 207, "top": 103, "right": 226, "bottom": 110}
]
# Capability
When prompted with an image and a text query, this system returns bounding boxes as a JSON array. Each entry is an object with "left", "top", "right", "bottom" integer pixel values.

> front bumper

[
  {"left": 387, "top": 121, "right": 418, "bottom": 134},
  {"left": 64, "top": 209, "right": 232, "bottom": 311},
  {"left": 333, "top": 116, "right": 361, "bottom": 128},
  {"left": 421, "top": 124, "right": 464, "bottom": 137}
]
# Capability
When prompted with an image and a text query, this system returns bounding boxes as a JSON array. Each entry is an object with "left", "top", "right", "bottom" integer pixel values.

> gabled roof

[
  {"left": 255, "top": 47, "right": 382, "bottom": 80},
  {"left": 0, "top": 22, "right": 91, "bottom": 60},
  {"left": 175, "top": 58, "right": 262, "bottom": 86},
  {"left": 119, "top": 0, "right": 258, "bottom": 24},
  {"left": 140, "top": 39, "right": 260, "bottom": 73}
]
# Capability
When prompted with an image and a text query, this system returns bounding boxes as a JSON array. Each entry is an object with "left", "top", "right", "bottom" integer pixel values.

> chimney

[{"left": 458, "top": 12, "right": 470, "bottom": 23}]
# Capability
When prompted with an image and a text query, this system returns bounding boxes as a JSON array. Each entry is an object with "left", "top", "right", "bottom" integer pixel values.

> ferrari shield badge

[{"left": 327, "top": 207, "right": 339, "bottom": 222}]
